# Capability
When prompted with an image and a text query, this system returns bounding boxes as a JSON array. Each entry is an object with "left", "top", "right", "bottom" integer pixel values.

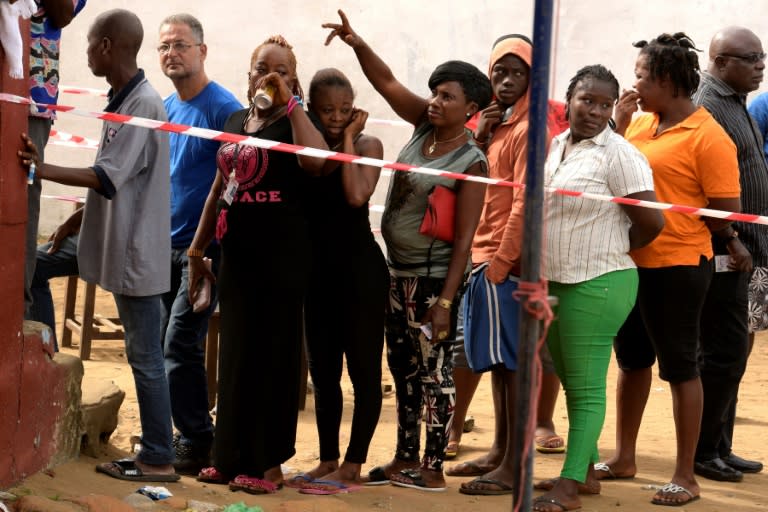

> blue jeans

[
  {"left": 113, "top": 293, "right": 174, "bottom": 465},
  {"left": 29, "top": 234, "right": 80, "bottom": 351},
  {"left": 161, "top": 246, "right": 220, "bottom": 449}
]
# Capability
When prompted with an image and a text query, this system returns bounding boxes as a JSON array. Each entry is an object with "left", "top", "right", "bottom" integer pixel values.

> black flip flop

[
  {"left": 96, "top": 459, "right": 180, "bottom": 482},
  {"left": 459, "top": 477, "right": 514, "bottom": 496},
  {"left": 364, "top": 466, "right": 391, "bottom": 486}
]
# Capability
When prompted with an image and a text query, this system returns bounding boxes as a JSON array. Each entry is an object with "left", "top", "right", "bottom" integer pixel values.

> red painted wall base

[{"left": 0, "top": 19, "right": 70, "bottom": 489}]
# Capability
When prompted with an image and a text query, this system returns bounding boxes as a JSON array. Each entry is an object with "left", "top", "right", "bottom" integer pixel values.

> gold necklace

[{"left": 429, "top": 129, "right": 467, "bottom": 154}]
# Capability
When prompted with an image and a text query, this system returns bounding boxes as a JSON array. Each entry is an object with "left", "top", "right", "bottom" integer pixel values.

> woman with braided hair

[
  {"left": 531, "top": 64, "right": 663, "bottom": 511},
  {"left": 187, "top": 34, "right": 327, "bottom": 494},
  {"left": 595, "top": 33, "right": 744, "bottom": 507}
]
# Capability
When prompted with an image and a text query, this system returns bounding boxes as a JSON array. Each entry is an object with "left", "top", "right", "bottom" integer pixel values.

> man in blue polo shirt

[{"left": 156, "top": 13, "right": 241, "bottom": 474}]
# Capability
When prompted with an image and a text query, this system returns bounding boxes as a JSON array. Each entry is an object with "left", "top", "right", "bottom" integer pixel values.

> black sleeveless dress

[{"left": 213, "top": 110, "right": 311, "bottom": 476}]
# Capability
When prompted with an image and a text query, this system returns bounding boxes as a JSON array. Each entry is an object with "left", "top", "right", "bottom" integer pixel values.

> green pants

[{"left": 547, "top": 269, "right": 638, "bottom": 482}]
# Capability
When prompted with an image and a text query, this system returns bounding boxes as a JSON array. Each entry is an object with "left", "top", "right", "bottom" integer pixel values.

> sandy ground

[{"left": 8, "top": 276, "right": 768, "bottom": 511}]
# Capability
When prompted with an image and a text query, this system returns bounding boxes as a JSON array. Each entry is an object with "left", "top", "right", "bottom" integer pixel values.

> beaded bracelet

[{"left": 286, "top": 95, "right": 304, "bottom": 116}]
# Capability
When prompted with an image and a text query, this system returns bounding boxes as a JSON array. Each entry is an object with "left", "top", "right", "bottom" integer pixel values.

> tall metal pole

[{"left": 512, "top": 0, "right": 555, "bottom": 510}]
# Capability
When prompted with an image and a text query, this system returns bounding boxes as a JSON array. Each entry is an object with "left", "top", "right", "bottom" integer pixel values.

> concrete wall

[{"left": 38, "top": 0, "right": 768, "bottom": 234}]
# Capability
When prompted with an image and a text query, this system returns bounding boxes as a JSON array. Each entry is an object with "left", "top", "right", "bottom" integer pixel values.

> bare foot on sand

[
  {"left": 314, "top": 461, "right": 363, "bottom": 486},
  {"left": 445, "top": 454, "right": 500, "bottom": 477},
  {"left": 534, "top": 476, "right": 601, "bottom": 494},
  {"left": 532, "top": 477, "right": 582, "bottom": 511}
]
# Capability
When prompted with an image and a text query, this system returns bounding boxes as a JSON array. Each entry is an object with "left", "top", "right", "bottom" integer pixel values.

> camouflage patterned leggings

[{"left": 384, "top": 274, "right": 459, "bottom": 472}]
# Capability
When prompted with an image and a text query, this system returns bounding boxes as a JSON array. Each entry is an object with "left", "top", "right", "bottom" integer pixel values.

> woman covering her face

[{"left": 287, "top": 68, "right": 389, "bottom": 493}]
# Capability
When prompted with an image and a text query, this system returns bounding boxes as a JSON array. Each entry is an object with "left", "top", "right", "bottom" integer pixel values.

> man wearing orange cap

[{"left": 446, "top": 34, "right": 563, "bottom": 495}]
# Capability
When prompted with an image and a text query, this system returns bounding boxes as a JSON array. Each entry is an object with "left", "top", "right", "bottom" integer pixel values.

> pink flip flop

[
  {"left": 197, "top": 466, "right": 229, "bottom": 484},
  {"left": 228, "top": 474, "right": 281, "bottom": 494}
]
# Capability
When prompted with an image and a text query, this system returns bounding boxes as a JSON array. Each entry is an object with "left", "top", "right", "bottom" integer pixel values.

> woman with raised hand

[
  {"left": 186, "top": 35, "right": 327, "bottom": 495},
  {"left": 531, "top": 64, "right": 663, "bottom": 512},
  {"left": 322, "top": 10, "right": 491, "bottom": 492},
  {"left": 289, "top": 68, "right": 389, "bottom": 495}
]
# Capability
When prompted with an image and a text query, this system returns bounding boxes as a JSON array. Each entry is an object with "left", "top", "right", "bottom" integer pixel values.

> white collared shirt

[{"left": 544, "top": 125, "right": 655, "bottom": 283}]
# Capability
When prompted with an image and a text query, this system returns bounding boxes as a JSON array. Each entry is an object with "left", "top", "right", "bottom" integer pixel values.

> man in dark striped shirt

[{"left": 692, "top": 25, "right": 768, "bottom": 483}]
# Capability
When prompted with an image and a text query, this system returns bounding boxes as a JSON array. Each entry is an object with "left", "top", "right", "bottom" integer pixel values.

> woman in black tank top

[{"left": 288, "top": 68, "right": 389, "bottom": 493}]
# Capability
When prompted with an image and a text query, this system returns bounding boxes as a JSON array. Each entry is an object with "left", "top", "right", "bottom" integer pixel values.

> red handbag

[{"left": 419, "top": 185, "right": 456, "bottom": 243}]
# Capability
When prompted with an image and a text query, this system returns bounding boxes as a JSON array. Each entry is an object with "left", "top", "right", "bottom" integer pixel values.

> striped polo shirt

[{"left": 694, "top": 72, "right": 768, "bottom": 266}]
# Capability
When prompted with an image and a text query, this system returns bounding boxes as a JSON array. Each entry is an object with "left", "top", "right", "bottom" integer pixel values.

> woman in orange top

[{"left": 596, "top": 33, "right": 748, "bottom": 507}]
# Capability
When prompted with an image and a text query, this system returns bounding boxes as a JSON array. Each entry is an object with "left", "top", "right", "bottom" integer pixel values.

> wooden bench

[
  {"left": 60, "top": 276, "right": 124, "bottom": 360},
  {"left": 59, "top": 282, "right": 308, "bottom": 408}
]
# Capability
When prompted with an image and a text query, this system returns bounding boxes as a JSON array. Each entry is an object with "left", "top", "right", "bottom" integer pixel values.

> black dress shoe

[
  {"left": 694, "top": 458, "right": 744, "bottom": 482},
  {"left": 172, "top": 434, "right": 211, "bottom": 475},
  {"left": 722, "top": 453, "right": 763, "bottom": 473}
]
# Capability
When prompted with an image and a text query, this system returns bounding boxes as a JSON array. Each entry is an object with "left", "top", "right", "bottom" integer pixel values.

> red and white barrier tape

[
  {"left": 6, "top": 92, "right": 766, "bottom": 227},
  {"left": 41, "top": 193, "right": 84, "bottom": 203},
  {"left": 59, "top": 85, "right": 108, "bottom": 97},
  {"left": 59, "top": 84, "right": 410, "bottom": 127},
  {"left": 48, "top": 129, "right": 99, "bottom": 150}
]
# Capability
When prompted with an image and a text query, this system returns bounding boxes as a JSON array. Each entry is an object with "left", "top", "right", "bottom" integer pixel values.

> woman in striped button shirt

[{"left": 533, "top": 64, "right": 663, "bottom": 512}]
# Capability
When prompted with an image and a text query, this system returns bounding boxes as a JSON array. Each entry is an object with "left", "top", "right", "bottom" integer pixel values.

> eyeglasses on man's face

[
  {"left": 718, "top": 52, "right": 767, "bottom": 64},
  {"left": 157, "top": 41, "right": 201, "bottom": 55}
]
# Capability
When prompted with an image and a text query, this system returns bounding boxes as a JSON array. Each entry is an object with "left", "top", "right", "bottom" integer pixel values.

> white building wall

[{"left": 38, "top": 0, "right": 768, "bottom": 233}]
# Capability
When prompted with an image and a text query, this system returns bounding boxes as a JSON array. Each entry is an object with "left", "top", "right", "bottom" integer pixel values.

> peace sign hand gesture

[{"left": 322, "top": 9, "right": 363, "bottom": 48}]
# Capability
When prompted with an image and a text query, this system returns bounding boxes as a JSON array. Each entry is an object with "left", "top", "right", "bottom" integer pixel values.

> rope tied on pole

[
  {"left": 513, "top": 279, "right": 554, "bottom": 324},
  {"left": 511, "top": 279, "right": 554, "bottom": 511}
]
